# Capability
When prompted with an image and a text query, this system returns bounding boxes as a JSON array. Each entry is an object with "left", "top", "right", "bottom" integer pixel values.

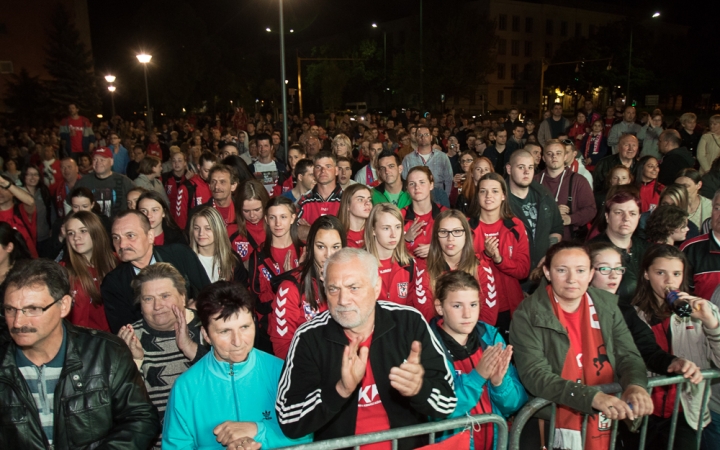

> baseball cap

[{"left": 92, "top": 147, "right": 114, "bottom": 159}]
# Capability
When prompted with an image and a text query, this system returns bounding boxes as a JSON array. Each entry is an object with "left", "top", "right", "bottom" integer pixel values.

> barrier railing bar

[
  {"left": 697, "top": 381, "right": 713, "bottom": 450},
  {"left": 609, "top": 394, "right": 620, "bottom": 450},
  {"left": 581, "top": 413, "right": 589, "bottom": 448},
  {"left": 667, "top": 383, "right": 682, "bottom": 450},
  {"left": 548, "top": 403, "right": 557, "bottom": 449},
  {"left": 508, "top": 370, "right": 720, "bottom": 450},
  {"left": 276, "top": 413, "right": 508, "bottom": 450}
]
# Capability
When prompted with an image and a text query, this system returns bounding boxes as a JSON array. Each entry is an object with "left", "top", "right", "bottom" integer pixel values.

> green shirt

[{"left": 372, "top": 184, "right": 412, "bottom": 209}]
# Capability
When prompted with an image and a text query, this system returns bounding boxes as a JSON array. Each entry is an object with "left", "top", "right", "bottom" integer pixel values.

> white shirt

[{"left": 197, "top": 254, "right": 220, "bottom": 283}]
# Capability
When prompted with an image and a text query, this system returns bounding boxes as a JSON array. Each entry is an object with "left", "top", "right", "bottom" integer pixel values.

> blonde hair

[
  {"left": 331, "top": 134, "right": 352, "bottom": 157},
  {"left": 188, "top": 206, "right": 238, "bottom": 281},
  {"left": 364, "top": 203, "right": 412, "bottom": 267}
]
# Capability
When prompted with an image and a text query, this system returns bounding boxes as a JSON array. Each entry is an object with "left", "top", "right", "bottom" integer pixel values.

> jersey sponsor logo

[
  {"left": 358, "top": 383, "right": 381, "bottom": 407},
  {"left": 397, "top": 282, "right": 408, "bottom": 299}
]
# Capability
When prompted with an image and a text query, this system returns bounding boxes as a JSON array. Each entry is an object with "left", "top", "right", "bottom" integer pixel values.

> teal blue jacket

[
  {"left": 162, "top": 348, "right": 312, "bottom": 449},
  {"left": 429, "top": 318, "right": 528, "bottom": 449}
]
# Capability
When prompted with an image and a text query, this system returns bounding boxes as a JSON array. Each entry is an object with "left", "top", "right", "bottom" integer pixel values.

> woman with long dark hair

[
  {"left": 626, "top": 244, "right": 720, "bottom": 449},
  {"left": 467, "top": 172, "right": 530, "bottom": 334},
  {"left": 337, "top": 183, "right": 372, "bottom": 249},
  {"left": 634, "top": 155, "right": 664, "bottom": 213},
  {"left": 675, "top": 168, "right": 712, "bottom": 230},
  {"left": 137, "top": 190, "right": 187, "bottom": 246},
  {"left": 22, "top": 165, "right": 54, "bottom": 257},
  {"left": 268, "top": 215, "right": 346, "bottom": 359},
  {"left": 426, "top": 209, "right": 499, "bottom": 326},
  {"left": 402, "top": 166, "right": 446, "bottom": 264},
  {"left": 579, "top": 119, "right": 609, "bottom": 169},
  {"left": 233, "top": 179, "right": 269, "bottom": 265},
  {"left": 0, "top": 222, "right": 32, "bottom": 287},
  {"left": 60, "top": 211, "right": 117, "bottom": 331}
]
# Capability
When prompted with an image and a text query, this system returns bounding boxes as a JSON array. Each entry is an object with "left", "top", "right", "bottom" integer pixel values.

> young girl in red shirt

[{"left": 338, "top": 184, "right": 373, "bottom": 249}]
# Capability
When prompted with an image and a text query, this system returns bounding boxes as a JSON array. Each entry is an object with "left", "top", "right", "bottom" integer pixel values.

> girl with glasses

[
  {"left": 366, "top": 203, "right": 434, "bottom": 321},
  {"left": 588, "top": 241, "right": 625, "bottom": 295},
  {"left": 427, "top": 209, "right": 499, "bottom": 325}
]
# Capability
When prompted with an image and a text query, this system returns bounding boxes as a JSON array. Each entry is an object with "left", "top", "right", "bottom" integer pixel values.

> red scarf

[
  {"left": 547, "top": 285, "right": 615, "bottom": 450},
  {"left": 584, "top": 133, "right": 603, "bottom": 160},
  {"left": 366, "top": 165, "right": 380, "bottom": 187}
]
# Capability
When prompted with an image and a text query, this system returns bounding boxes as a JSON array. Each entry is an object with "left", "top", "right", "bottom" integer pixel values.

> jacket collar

[
  {"left": 323, "top": 302, "right": 396, "bottom": 346},
  {"left": 205, "top": 347, "right": 258, "bottom": 381}
]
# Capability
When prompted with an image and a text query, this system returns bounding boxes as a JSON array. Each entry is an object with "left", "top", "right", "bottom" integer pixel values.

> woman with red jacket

[
  {"left": 402, "top": 166, "right": 447, "bottom": 267},
  {"left": 232, "top": 179, "right": 269, "bottom": 265},
  {"left": 365, "top": 202, "right": 434, "bottom": 321},
  {"left": 467, "top": 173, "right": 530, "bottom": 337},
  {"left": 635, "top": 155, "right": 664, "bottom": 213},
  {"left": 268, "top": 215, "right": 346, "bottom": 359},
  {"left": 337, "top": 184, "right": 372, "bottom": 249},
  {"left": 60, "top": 211, "right": 116, "bottom": 332},
  {"left": 426, "top": 209, "right": 500, "bottom": 326},
  {"left": 568, "top": 111, "right": 590, "bottom": 148}
]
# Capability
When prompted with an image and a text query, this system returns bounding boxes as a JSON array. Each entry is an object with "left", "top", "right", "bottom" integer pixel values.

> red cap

[{"left": 92, "top": 147, "right": 114, "bottom": 159}]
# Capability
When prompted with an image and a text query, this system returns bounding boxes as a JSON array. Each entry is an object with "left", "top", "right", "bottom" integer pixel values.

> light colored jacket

[
  {"left": 637, "top": 304, "right": 720, "bottom": 429},
  {"left": 608, "top": 121, "right": 644, "bottom": 153},
  {"left": 134, "top": 173, "right": 170, "bottom": 205},
  {"left": 537, "top": 117, "right": 570, "bottom": 146},
  {"left": 697, "top": 133, "right": 720, "bottom": 175}
]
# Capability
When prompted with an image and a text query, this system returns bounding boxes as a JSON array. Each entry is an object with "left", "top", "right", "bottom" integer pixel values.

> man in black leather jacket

[{"left": 0, "top": 259, "right": 160, "bottom": 449}]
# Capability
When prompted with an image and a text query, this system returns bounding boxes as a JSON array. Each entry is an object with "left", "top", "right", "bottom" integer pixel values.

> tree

[
  {"left": 3, "top": 69, "right": 51, "bottom": 126},
  {"left": 44, "top": 3, "right": 100, "bottom": 116}
]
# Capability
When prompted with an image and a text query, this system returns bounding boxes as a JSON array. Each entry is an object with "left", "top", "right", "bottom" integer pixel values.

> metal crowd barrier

[
  {"left": 276, "top": 413, "right": 508, "bottom": 450},
  {"left": 508, "top": 369, "right": 720, "bottom": 450}
]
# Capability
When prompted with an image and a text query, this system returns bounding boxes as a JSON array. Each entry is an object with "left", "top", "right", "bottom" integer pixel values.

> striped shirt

[{"left": 16, "top": 325, "right": 68, "bottom": 445}]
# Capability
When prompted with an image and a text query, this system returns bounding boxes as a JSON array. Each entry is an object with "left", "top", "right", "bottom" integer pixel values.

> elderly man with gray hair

[{"left": 275, "top": 247, "right": 456, "bottom": 448}]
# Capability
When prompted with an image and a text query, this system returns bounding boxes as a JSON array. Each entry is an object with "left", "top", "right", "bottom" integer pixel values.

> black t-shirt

[{"left": 510, "top": 188, "right": 538, "bottom": 241}]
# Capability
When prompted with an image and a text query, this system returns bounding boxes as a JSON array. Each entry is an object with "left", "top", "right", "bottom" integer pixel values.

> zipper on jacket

[{"left": 229, "top": 363, "right": 241, "bottom": 420}]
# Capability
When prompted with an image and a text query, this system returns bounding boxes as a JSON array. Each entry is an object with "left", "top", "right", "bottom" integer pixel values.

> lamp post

[
  {"left": 104, "top": 75, "right": 116, "bottom": 118},
  {"left": 278, "top": 0, "right": 289, "bottom": 163},
  {"left": 627, "top": 12, "right": 660, "bottom": 105},
  {"left": 372, "top": 23, "right": 387, "bottom": 109},
  {"left": 136, "top": 53, "right": 153, "bottom": 129}
]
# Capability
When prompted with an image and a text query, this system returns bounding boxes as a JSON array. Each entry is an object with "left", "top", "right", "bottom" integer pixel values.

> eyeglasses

[
  {"left": 461, "top": 159, "right": 474, "bottom": 164},
  {"left": 438, "top": 229, "right": 465, "bottom": 238},
  {"left": 417, "top": 133, "right": 431, "bottom": 138},
  {"left": 594, "top": 266, "right": 626, "bottom": 275},
  {"left": 3, "top": 298, "right": 62, "bottom": 318}
]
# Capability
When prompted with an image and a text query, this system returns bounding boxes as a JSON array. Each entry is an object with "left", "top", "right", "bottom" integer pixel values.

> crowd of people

[{"left": 2, "top": 99, "right": 720, "bottom": 449}]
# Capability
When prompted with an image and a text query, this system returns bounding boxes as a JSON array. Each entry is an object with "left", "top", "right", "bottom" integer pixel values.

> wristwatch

[{"left": 1, "top": 181, "right": 11, "bottom": 190}]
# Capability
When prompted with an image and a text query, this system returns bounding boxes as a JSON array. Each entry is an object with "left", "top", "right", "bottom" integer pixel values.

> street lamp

[
  {"left": 371, "top": 23, "right": 387, "bottom": 108},
  {"left": 107, "top": 85, "right": 116, "bottom": 118},
  {"left": 276, "top": 0, "right": 289, "bottom": 163},
  {"left": 627, "top": 12, "right": 660, "bottom": 105},
  {"left": 105, "top": 75, "right": 116, "bottom": 83},
  {"left": 136, "top": 53, "right": 153, "bottom": 129}
]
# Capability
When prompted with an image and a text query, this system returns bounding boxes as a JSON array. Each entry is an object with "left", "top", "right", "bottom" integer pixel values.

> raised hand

[
  {"left": 172, "top": 304, "right": 198, "bottom": 361},
  {"left": 475, "top": 343, "right": 502, "bottom": 380},
  {"left": 685, "top": 294, "right": 720, "bottom": 329},
  {"left": 484, "top": 236, "right": 501, "bottom": 263},
  {"left": 336, "top": 337, "right": 369, "bottom": 398},
  {"left": 118, "top": 325, "right": 144, "bottom": 360},
  {"left": 405, "top": 218, "right": 426, "bottom": 243},
  {"left": 389, "top": 341, "right": 424, "bottom": 397}
]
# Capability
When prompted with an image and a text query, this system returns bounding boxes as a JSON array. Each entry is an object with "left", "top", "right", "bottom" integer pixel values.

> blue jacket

[
  {"left": 429, "top": 318, "right": 527, "bottom": 450},
  {"left": 111, "top": 144, "right": 130, "bottom": 175},
  {"left": 162, "top": 348, "right": 312, "bottom": 449}
]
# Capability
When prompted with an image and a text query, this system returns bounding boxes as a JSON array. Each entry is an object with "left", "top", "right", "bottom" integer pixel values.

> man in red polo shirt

[
  {"left": 59, "top": 103, "right": 95, "bottom": 158},
  {"left": 187, "top": 163, "right": 239, "bottom": 238}
]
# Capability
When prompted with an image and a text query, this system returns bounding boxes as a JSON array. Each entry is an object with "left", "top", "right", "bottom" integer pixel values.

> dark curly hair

[{"left": 645, "top": 205, "right": 689, "bottom": 244}]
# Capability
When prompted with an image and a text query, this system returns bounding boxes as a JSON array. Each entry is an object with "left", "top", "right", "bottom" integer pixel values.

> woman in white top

[
  {"left": 188, "top": 206, "right": 243, "bottom": 284},
  {"left": 675, "top": 168, "right": 712, "bottom": 230},
  {"left": 697, "top": 115, "right": 720, "bottom": 175}
]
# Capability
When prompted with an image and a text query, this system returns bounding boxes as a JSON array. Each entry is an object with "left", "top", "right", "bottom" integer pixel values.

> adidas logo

[{"left": 262, "top": 410, "right": 272, "bottom": 420}]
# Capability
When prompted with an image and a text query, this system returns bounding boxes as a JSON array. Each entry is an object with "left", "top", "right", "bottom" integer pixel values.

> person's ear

[
  {"left": 434, "top": 300, "right": 444, "bottom": 317},
  {"left": 543, "top": 266, "right": 551, "bottom": 282},
  {"left": 200, "top": 327, "right": 211, "bottom": 346},
  {"left": 59, "top": 294, "right": 73, "bottom": 319}
]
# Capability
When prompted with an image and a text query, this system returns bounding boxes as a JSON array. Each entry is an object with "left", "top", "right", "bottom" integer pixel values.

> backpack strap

[
  {"left": 502, "top": 218, "right": 520, "bottom": 241},
  {"left": 402, "top": 258, "right": 416, "bottom": 283}
]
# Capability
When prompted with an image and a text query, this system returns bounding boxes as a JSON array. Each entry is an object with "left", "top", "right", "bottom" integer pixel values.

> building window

[
  {"left": 575, "top": 23, "right": 582, "bottom": 37},
  {"left": 497, "top": 39, "right": 507, "bottom": 55},
  {"left": 497, "top": 63, "right": 506, "bottom": 80},
  {"left": 544, "top": 42, "right": 553, "bottom": 58},
  {"left": 512, "top": 16, "right": 520, "bottom": 32},
  {"left": 523, "top": 90, "right": 530, "bottom": 105},
  {"left": 498, "top": 90, "right": 505, "bottom": 106},
  {"left": 560, "top": 21, "right": 568, "bottom": 37},
  {"left": 511, "top": 40, "right": 519, "bottom": 56},
  {"left": 510, "top": 64, "right": 518, "bottom": 80},
  {"left": 498, "top": 14, "right": 507, "bottom": 31},
  {"left": 0, "top": 61, "right": 13, "bottom": 74},
  {"left": 546, "top": 19, "right": 553, "bottom": 36},
  {"left": 524, "top": 41, "right": 532, "bottom": 57},
  {"left": 511, "top": 90, "right": 518, "bottom": 105},
  {"left": 525, "top": 17, "right": 533, "bottom": 33}
]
